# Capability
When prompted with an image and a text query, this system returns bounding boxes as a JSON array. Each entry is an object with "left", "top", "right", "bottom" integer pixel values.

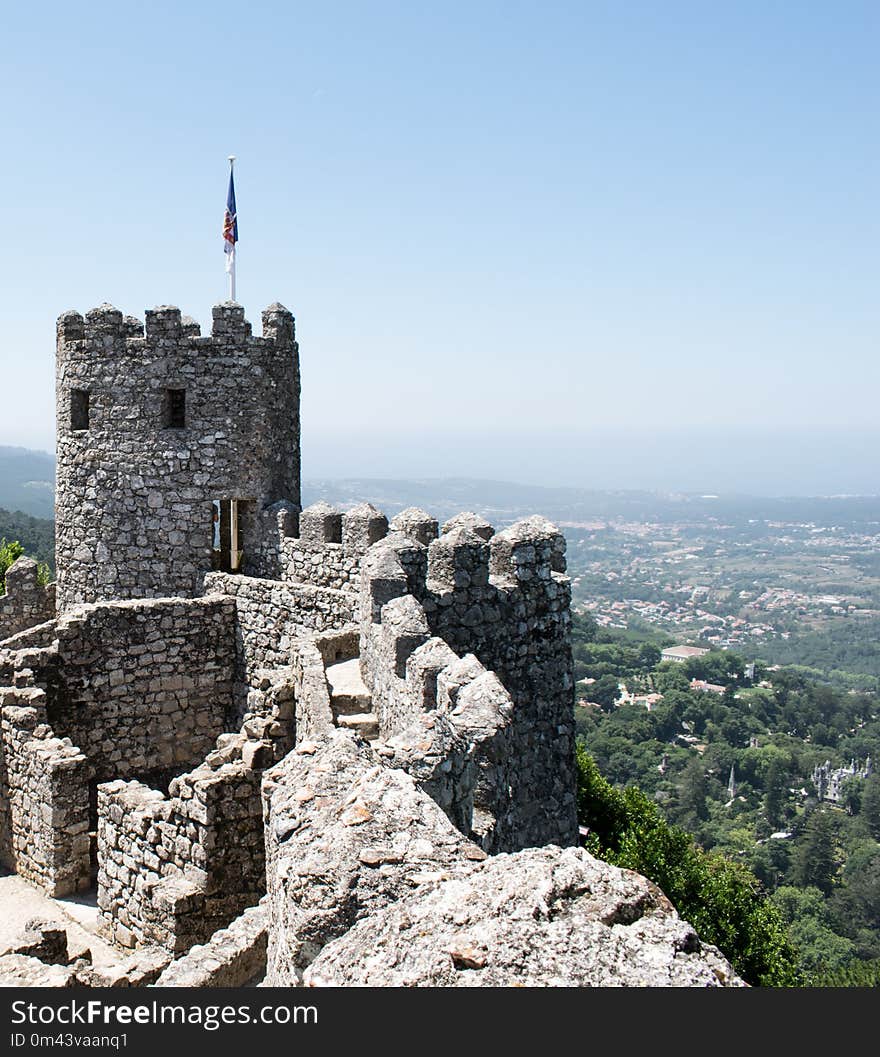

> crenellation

[
  {"left": 427, "top": 526, "right": 490, "bottom": 593},
  {"left": 298, "top": 501, "right": 342, "bottom": 544},
  {"left": 144, "top": 305, "right": 184, "bottom": 341},
  {"left": 389, "top": 507, "right": 439, "bottom": 546},
  {"left": 341, "top": 502, "right": 388, "bottom": 554},
  {"left": 441, "top": 511, "right": 495, "bottom": 540}
]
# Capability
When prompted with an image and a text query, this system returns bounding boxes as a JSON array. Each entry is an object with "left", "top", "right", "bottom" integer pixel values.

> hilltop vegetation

[
  {"left": 0, "top": 508, "right": 54, "bottom": 572},
  {"left": 573, "top": 612, "right": 880, "bottom": 984}
]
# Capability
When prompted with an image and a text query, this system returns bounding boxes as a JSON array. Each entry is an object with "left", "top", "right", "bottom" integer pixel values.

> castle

[
  {"left": 0, "top": 302, "right": 741, "bottom": 987},
  {"left": 812, "top": 757, "right": 873, "bottom": 805}
]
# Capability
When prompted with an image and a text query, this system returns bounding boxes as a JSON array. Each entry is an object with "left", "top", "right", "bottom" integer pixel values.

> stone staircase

[{"left": 325, "top": 657, "right": 377, "bottom": 742}]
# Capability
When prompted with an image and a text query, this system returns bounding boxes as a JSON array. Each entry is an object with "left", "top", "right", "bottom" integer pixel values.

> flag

[{"left": 223, "top": 166, "right": 238, "bottom": 275}]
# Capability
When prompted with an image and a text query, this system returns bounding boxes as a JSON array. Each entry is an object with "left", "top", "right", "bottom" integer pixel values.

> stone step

[
  {"left": 330, "top": 690, "right": 373, "bottom": 718},
  {"left": 336, "top": 713, "right": 379, "bottom": 741},
  {"left": 326, "top": 656, "right": 373, "bottom": 718}
]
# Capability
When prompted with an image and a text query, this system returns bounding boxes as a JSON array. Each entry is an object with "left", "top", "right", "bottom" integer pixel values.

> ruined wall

[
  {"left": 98, "top": 759, "right": 265, "bottom": 953},
  {"left": 261, "top": 732, "right": 481, "bottom": 985},
  {"left": 358, "top": 514, "right": 578, "bottom": 850},
  {"left": 153, "top": 903, "right": 267, "bottom": 987},
  {"left": 357, "top": 593, "right": 515, "bottom": 850},
  {"left": 0, "top": 558, "right": 55, "bottom": 643},
  {"left": 262, "top": 732, "right": 742, "bottom": 988},
  {"left": 55, "top": 302, "right": 300, "bottom": 609},
  {"left": 0, "top": 684, "right": 91, "bottom": 896},
  {"left": 44, "top": 596, "right": 236, "bottom": 782}
]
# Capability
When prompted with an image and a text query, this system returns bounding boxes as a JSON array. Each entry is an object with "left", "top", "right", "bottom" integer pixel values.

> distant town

[{"left": 562, "top": 507, "right": 880, "bottom": 682}]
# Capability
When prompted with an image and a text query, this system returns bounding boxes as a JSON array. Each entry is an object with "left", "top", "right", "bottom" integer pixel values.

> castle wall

[
  {"left": 251, "top": 501, "right": 389, "bottom": 588},
  {"left": 203, "top": 572, "right": 355, "bottom": 683},
  {"left": 44, "top": 596, "right": 236, "bottom": 782},
  {"left": 262, "top": 732, "right": 480, "bottom": 985},
  {"left": 0, "top": 686, "right": 91, "bottom": 896},
  {"left": 358, "top": 515, "right": 578, "bottom": 851},
  {"left": 0, "top": 558, "right": 55, "bottom": 643},
  {"left": 55, "top": 302, "right": 300, "bottom": 610}
]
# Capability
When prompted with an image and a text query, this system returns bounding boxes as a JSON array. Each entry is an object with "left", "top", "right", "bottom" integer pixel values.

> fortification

[
  {"left": 55, "top": 302, "right": 300, "bottom": 609},
  {"left": 0, "top": 297, "right": 664, "bottom": 989}
]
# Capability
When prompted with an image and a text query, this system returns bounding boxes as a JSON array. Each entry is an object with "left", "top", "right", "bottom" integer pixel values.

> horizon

[{"left": 2, "top": 436, "right": 880, "bottom": 504}]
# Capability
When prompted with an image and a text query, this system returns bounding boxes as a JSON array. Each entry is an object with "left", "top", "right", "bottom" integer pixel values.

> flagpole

[{"left": 227, "top": 156, "right": 236, "bottom": 302}]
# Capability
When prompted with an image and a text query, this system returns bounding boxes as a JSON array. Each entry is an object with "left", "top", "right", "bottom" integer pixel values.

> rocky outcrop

[
  {"left": 263, "top": 732, "right": 744, "bottom": 988},
  {"left": 262, "top": 731, "right": 482, "bottom": 985},
  {"left": 303, "top": 845, "right": 745, "bottom": 988}
]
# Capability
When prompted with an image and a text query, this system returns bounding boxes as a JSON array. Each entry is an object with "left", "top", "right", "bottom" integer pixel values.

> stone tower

[{"left": 55, "top": 301, "right": 300, "bottom": 610}]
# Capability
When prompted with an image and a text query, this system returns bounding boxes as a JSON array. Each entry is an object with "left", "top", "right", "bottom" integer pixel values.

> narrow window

[
  {"left": 164, "top": 388, "right": 186, "bottom": 429},
  {"left": 70, "top": 389, "right": 90, "bottom": 431}
]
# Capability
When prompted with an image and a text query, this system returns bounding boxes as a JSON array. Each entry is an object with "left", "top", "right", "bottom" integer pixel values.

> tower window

[
  {"left": 70, "top": 389, "right": 90, "bottom": 431},
  {"left": 164, "top": 388, "right": 186, "bottom": 429}
]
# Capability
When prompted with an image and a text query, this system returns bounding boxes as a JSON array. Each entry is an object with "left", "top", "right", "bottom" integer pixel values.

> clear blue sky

[{"left": 1, "top": 1, "right": 877, "bottom": 493}]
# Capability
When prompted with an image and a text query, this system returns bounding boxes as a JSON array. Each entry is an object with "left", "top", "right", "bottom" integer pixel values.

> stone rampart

[{"left": 358, "top": 514, "right": 577, "bottom": 849}]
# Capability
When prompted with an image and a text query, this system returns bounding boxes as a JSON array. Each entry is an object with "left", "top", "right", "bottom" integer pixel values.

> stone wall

[
  {"left": 252, "top": 500, "right": 389, "bottom": 588},
  {"left": 0, "top": 683, "right": 91, "bottom": 896},
  {"left": 55, "top": 302, "right": 300, "bottom": 609},
  {"left": 0, "top": 558, "right": 55, "bottom": 643},
  {"left": 358, "top": 514, "right": 578, "bottom": 850},
  {"left": 97, "top": 759, "right": 265, "bottom": 953},
  {"left": 358, "top": 593, "right": 516, "bottom": 850},
  {"left": 203, "top": 572, "right": 355, "bottom": 683},
  {"left": 262, "top": 732, "right": 481, "bottom": 985},
  {"left": 153, "top": 903, "right": 267, "bottom": 987},
  {"left": 42, "top": 596, "right": 236, "bottom": 782},
  {"left": 304, "top": 845, "right": 745, "bottom": 988}
]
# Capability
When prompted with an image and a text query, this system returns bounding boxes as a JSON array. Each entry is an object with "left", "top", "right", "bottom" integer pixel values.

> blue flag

[{"left": 223, "top": 168, "right": 238, "bottom": 272}]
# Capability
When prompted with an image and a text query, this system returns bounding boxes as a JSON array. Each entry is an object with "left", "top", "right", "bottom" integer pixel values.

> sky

[{"left": 1, "top": 1, "right": 877, "bottom": 494}]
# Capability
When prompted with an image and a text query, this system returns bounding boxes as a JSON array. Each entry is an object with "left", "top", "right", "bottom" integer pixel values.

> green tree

[
  {"left": 839, "top": 775, "right": 863, "bottom": 817},
  {"left": 590, "top": 674, "right": 622, "bottom": 712},
  {"left": 862, "top": 774, "right": 880, "bottom": 841},
  {"left": 764, "top": 758, "right": 788, "bottom": 828},
  {"left": 0, "top": 538, "right": 50, "bottom": 593},
  {"left": 678, "top": 757, "right": 709, "bottom": 823},
  {"left": 0, "top": 538, "right": 24, "bottom": 595},
  {"left": 788, "top": 809, "right": 841, "bottom": 896}
]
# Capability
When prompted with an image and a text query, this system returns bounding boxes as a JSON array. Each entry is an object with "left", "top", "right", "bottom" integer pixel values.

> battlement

[
  {"left": 356, "top": 513, "right": 577, "bottom": 850},
  {"left": 57, "top": 301, "right": 295, "bottom": 354}
]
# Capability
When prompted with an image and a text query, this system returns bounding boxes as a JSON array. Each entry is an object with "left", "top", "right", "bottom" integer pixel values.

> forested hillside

[
  {"left": 0, "top": 508, "right": 54, "bottom": 569},
  {"left": 573, "top": 612, "right": 880, "bottom": 984}
]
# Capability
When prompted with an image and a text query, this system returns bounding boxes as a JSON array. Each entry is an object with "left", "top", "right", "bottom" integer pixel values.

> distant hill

[
  {"left": 303, "top": 477, "right": 880, "bottom": 529},
  {"left": 1, "top": 444, "right": 878, "bottom": 531},
  {"left": 0, "top": 446, "right": 54, "bottom": 519},
  {"left": 0, "top": 508, "right": 54, "bottom": 568}
]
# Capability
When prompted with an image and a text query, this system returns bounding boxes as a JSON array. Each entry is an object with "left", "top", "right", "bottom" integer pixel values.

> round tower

[{"left": 55, "top": 301, "right": 300, "bottom": 609}]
